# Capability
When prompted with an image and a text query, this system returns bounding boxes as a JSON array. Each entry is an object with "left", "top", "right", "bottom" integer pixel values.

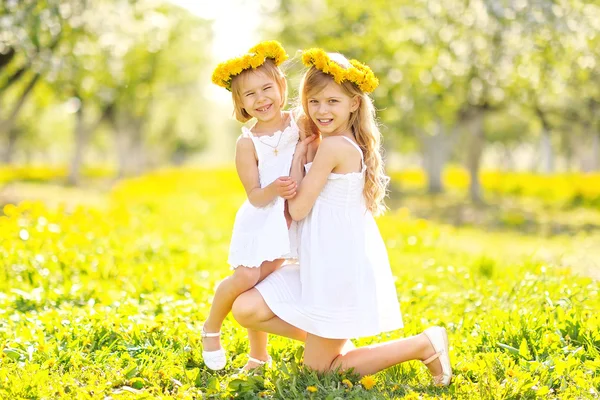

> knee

[
  {"left": 231, "top": 267, "right": 261, "bottom": 289},
  {"left": 304, "top": 355, "right": 338, "bottom": 373},
  {"left": 231, "top": 293, "right": 257, "bottom": 327}
]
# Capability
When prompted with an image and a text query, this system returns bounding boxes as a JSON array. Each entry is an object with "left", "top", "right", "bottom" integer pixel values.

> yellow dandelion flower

[
  {"left": 346, "top": 68, "right": 363, "bottom": 84},
  {"left": 342, "top": 379, "right": 353, "bottom": 389},
  {"left": 360, "top": 375, "right": 377, "bottom": 390},
  {"left": 212, "top": 40, "right": 288, "bottom": 90},
  {"left": 250, "top": 55, "right": 263, "bottom": 69},
  {"left": 306, "top": 386, "right": 318, "bottom": 393},
  {"left": 302, "top": 48, "right": 378, "bottom": 93}
]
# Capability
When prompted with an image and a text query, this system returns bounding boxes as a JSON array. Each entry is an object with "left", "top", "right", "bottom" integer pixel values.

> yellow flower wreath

[
  {"left": 301, "top": 48, "right": 379, "bottom": 93},
  {"left": 211, "top": 40, "right": 289, "bottom": 90}
]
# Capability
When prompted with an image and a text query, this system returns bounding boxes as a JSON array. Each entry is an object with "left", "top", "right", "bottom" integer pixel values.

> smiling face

[
  {"left": 230, "top": 60, "right": 287, "bottom": 123},
  {"left": 305, "top": 79, "right": 359, "bottom": 136},
  {"left": 239, "top": 71, "right": 282, "bottom": 124}
]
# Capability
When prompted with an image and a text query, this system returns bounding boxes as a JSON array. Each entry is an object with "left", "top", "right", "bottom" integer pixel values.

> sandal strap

[
  {"left": 201, "top": 327, "right": 221, "bottom": 338},
  {"left": 423, "top": 351, "right": 442, "bottom": 365},
  {"left": 247, "top": 355, "right": 272, "bottom": 365}
]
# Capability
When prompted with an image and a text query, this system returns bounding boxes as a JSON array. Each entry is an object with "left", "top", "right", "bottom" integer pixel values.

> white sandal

[
  {"left": 201, "top": 327, "right": 227, "bottom": 370},
  {"left": 422, "top": 326, "right": 452, "bottom": 386},
  {"left": 243, "top": 355, "right": 273, "bottom": 371}
]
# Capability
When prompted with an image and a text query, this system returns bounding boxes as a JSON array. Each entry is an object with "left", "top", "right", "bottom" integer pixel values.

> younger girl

[
  {"left": 232, "top": 49, "right": 452, "bottom": 385},
  {"left": 203, "top": 41, "right": 300, "bottom": 371}
]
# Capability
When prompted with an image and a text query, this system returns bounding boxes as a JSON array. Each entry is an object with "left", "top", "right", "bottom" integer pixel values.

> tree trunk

[
  {"left": 465, "top": 109, "right": 485, "bottom": 203},
  {"left": 67, "top": 102, "right": 112, "bottom": 185},
  {"left": 68, "top": 102, "right": 86, "bottom": 186},
  {"left": 115, "top": 127, "right": 129, "bottom": 179},
  {"left": 536, "top": 108, "right": 554, "bottom": 174},
  {"left": 129, "top": 119, "right": 145, "bottom": 176},
  {"left": 502, "top": 144, "right": 514, "bottom": 171},
  {"left": 0, "top": 73, "right": 40, "bottom": 135},
  {"left": 2, "top": 128, "right": 19, "bottom": 164},
  {"left": 420, "top": 121, "right": 452, "bottom": 194},
  {"left": 539, "top": 128, "right": 554, "bottom": 173},
  {"left": 0, "top": 47, "right": 15, "bottom": 71},
  {"left": 591, "top": 133, "right": 599, "bottom": 172},
  {"left": 115, "top": 120, "right": 145, "bottom": 178}
]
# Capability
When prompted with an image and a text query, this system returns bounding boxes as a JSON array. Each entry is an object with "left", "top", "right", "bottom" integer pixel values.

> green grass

[{"left": 1, "top": 168, "right": 599, "bottom": 399}]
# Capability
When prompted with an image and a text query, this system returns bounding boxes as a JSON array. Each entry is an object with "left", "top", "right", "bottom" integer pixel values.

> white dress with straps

[
  {"left": 255, "top": 136, "right": 403, "bottom": 338},
  {"left": 227, "top": 116, "right": 299, "bottom": 268}
]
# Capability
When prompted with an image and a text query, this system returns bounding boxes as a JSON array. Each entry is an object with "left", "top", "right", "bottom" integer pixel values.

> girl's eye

[
  {"left": 329, "top": 100, "right": 338, "bottom": 103},
  {"left": 264, "top": 86, "right": 272, "bottom": 90},
  {"left": 309, "top": 100, "right": 318, "bottom": 104},
  {"left": 246, "top": 92, "right": 254, "bottom": 97}
]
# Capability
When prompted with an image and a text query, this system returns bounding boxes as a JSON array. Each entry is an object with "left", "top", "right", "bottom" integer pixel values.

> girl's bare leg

[
  {"left": 303, "top": 333, "right": 444, "bottom": 377},
  {"left": 234, "top": 290, "right": 425, "bottom": 375},
  {"left": 232, "top": 288, "right": 307, "bottom": 342},
  {"left": 244, "top": 261, "right": 284, "bottom": 369},
  {"left": 203, "top": 260, "right": 283, "bottom": 352}
]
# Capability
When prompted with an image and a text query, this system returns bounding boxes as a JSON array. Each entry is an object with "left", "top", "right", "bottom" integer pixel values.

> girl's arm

[
  {"left": 236, "top": 136, "right": 295, "bottom": 207},
  {"left": 295, "top": 111, "right": 320, "bottom": 162},
  {"left": 288, "top": 138, "right": 339, "bottom": 221}
]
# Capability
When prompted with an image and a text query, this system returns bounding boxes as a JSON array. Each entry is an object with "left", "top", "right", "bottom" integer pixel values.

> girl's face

[
  {"left": 306, "top": 81, "right": 359, "bottom": 136},
  {"left": 238, "top": 70, "right": 284, "bottom": 124}
]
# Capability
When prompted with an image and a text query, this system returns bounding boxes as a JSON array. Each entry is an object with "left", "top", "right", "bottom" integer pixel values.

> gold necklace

[
  {"left": 257, "top": 132, "right": 284, "bottom": 155},
  {"left": 254, "top": 115, "right": 288, "bottom": 156}
]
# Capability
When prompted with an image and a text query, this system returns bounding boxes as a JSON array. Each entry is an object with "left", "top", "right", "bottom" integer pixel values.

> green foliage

[
  {"left": 1, "top": 169, "right": 599, "bottom": 398},
  {"left": 266, "top": 0, "right": 600, "bottom": 166},
  {"left": 0, "top": 0, "right": 213, "bottom": 165}
]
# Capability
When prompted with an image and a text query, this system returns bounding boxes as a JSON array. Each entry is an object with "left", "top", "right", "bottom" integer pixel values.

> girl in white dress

[
  {"left": 202, "top": 41, "right": 303, "bottom": 371},
  {"left": 232, "top": 49, "right": 452, "bottom": 385}
]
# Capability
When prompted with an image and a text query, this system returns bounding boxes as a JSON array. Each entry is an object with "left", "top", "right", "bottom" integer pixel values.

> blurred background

[{"left": 1, "top": 0, "right": 599, "bottom": 233}]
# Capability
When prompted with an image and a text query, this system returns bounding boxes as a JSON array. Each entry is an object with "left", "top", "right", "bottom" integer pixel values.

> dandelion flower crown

[
  {"left": 301, "top": 48, "right": 379, "bottom": 93},
  {"left": 211, "top": 40, "right": 289, "bottom": 91}
]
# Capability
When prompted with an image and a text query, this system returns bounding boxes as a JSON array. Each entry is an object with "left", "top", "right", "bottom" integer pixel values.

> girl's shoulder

[
  {"left": 318, "top": 136, "right": 362, "bottom": 160},
  {"left": 320, "top": 135, "right": 356, "bottom": 149},
  {"left": 236, "top": 132, "right": 255, "bottom": 150}
]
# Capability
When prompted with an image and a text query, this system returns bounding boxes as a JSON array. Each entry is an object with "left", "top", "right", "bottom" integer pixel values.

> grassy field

[{"left": 1, "top": 168, "right": 599, "bottom": 399}]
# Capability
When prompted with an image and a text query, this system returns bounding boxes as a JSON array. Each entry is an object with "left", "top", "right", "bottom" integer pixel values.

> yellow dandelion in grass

[
  {"left": 342, "top": 379, "right": 353, "bottom": 389},
  {"left": 306, "top": 386, "right": 318, "bottom": 393},
  {"left": 360, "top": 375, "right": 377, "bottom": 390}
]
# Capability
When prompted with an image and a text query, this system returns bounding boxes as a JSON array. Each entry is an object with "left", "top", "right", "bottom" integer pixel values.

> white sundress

[
  {"left": 227, "top": 116, "right": 299, "bottom": 269},
  {"left": 255, "top": 136, "right": 403, "bottom": 339}
]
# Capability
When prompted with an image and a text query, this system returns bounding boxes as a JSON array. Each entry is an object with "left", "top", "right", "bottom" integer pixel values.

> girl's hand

[
  {"left": 273, "top": 176, "right": 297, "bottom": 199},
  {"left": 294, "top": 134, "right": 318, "bottom": 161},
  {"left": 306, "top": 133, "right": 321, "bottom": 163}
]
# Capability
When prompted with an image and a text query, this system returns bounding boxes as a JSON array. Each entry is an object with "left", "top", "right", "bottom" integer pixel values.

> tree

[{"left": 0, "top": 0, "right": 74, "bottom": 162}]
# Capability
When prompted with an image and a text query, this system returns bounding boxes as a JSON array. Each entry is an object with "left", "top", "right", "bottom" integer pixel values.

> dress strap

[{"left": 341, "top": 136, "right": 364, "bottom": 166}]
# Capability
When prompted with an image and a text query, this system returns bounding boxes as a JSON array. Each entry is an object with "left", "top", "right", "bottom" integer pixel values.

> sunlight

[{"left": 167, "top": 0, "right": 262, "bottom": 60}]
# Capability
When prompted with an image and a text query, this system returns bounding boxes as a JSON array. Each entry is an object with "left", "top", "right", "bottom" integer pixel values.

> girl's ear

[{"left": 350, "top": 95, "right": 360, "bottom": 113}]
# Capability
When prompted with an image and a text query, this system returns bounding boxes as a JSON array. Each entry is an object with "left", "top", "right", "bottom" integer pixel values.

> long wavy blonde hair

[{"left": 300, "top": 56, "right": 389, "bottom": 215}]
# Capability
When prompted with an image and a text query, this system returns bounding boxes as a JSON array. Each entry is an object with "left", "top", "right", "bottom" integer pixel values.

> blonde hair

[
  {"left": 230, "top": 59, "right": 288, "bottom": 123},
  {"left": 300, "top": 55, "right": 389, "bottom": 215}
]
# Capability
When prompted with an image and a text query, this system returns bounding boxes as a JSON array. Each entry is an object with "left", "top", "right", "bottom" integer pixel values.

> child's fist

[{"left": 274, "top": 176, "right": 297, "bottom": 199}]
